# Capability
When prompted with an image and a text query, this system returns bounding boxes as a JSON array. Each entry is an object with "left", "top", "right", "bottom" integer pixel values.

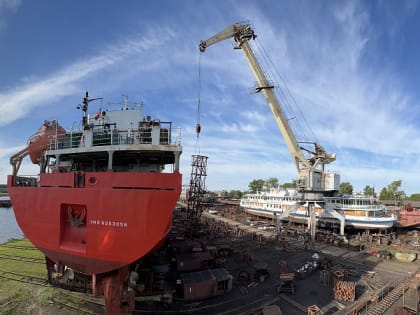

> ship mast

[{"left": 80, "top": 91, "right": 103, "bottom": 130}]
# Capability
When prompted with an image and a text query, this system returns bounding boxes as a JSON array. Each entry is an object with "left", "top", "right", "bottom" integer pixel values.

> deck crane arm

[
  {"left": 199, "top": 22, "right": 336, "bottom": 191},
  {"left": 10, "top": 146, "right": 29, "bottom": 176}
]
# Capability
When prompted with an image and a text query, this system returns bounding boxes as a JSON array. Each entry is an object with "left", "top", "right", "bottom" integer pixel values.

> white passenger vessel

[{"left": 240, "top": 188, "right": 397, "bottom": 232}]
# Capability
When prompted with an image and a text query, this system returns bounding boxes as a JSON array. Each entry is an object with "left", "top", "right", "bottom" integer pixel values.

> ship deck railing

[{"left": 47, "top": 122, "right": 181, "bottom": 150}]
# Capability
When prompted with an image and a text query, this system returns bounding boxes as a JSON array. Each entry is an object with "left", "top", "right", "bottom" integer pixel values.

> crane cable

[
  {"left": 195, "top": 52, "right": 202, "bottom": 154},
  {"left": 254, "top": 38, "right": 318, "bottom": 144}
]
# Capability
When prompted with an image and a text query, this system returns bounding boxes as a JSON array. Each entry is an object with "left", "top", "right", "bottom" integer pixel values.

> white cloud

[
  {"left": 0, "top": 0, "right": 20, "bottom": 31},
  {"left": 0, "top": 144, "right": 23, "bottom": 159},
  {"left": 0, "top": 144, "right": 26, "bottom": 184},
  {"left": 0, "top": 28, "right": 174, "bottom": 126},
  {"left": 0, "top": 0, "right": 21, "bottom": 11}
]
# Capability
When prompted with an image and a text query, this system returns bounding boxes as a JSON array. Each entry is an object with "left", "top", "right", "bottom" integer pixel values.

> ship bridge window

[
  {"left": 69, "top": 152, "right": 109, "bottom": 172},
  {"left": 112, "top": 150, "right": 175, "bottom": 172},
  {"left": 45, "top": 156, "right": 58, "bottom": 173}
]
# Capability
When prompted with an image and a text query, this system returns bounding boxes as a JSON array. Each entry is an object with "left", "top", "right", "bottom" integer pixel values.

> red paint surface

[{"left": 8, "top": 171, "right": 181, "bottom": 274}]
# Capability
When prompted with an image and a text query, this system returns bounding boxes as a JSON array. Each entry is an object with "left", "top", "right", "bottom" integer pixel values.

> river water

[{"left": 0, "top": 207, "right": 24, "bottom": 244}]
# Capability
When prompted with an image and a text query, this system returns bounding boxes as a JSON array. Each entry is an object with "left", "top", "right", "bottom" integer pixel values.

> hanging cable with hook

[{"left": 195, "top": 52, "right": 202, "bottom": 154}]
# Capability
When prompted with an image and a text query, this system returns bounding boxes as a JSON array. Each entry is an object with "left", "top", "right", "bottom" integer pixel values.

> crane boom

[{"left": 200, "top": 22, "right": 336, "bottom": 191}]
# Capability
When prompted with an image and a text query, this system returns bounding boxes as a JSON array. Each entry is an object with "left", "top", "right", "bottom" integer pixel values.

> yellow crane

[{"left": 199, "top": 22, "right": 336, "bottom": 192}]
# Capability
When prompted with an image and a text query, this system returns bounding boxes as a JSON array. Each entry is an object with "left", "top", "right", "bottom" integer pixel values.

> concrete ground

[
  {"left": 137, "top": 207, "right": 420, "bottom": 314},
  {"left": 199, "top": 211, "right": 420, "bottom": 314}
]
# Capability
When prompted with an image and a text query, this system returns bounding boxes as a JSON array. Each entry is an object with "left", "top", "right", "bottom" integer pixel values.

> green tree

[
  {"left": 220, "top": 190, "right": 228, "bottom": 198},
  {"left": 281, "top": 180, "right": 297, "bottom": 189},
  {"left": 379, "top": 187, "right": 392, "bottom": 200},
  {"left": 379, "top": 180, "right": 406, "bottom": 201},
  {"left": 339, "top": 182, "right": 353, "bottom": 195},
  {"left": 248, "top": 179, "right": 264, "bottom": 193},
  {"left": 228, "top": 190, "right": 243, "bottom": 199},
  {"left": 408, "top": 194, "right": 420, "bottom": 201},
  {"left": 389, "top": 180, "right": 402, "bottom": 194},
  {"left": 395, "top": 190, "right": 406, "bottom": 201},
  {"left": 264, "top": 177, "right": 279, "bottom": 190},
  {"left": 363, "top": 185, "right": 374, "bottom": 196}
]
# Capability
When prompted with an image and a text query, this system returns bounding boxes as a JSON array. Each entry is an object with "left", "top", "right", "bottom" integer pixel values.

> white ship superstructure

[{"left": 240, "top": 189, "right": 397, "bottom": 232}]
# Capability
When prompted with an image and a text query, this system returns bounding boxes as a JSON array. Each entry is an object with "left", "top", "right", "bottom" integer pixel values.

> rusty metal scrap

[
  {"left": 334, "top": 280, "right": 356, "bottom": 302},
  {"left": 307, "top": 304, "right": 321, "bottom": 315}
]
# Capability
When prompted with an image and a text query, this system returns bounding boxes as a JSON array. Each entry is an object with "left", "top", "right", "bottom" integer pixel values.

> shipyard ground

[
  {"left": 135, "top": 205, "right": 420, "bottom": 315},
  {"left": 2, "top": 206, "right": 420, "bottom": 314}
]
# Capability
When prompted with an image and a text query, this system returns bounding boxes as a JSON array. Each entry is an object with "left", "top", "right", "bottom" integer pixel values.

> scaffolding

[{"left": 186, "top": 155, "right": 208, "bottom": 236}]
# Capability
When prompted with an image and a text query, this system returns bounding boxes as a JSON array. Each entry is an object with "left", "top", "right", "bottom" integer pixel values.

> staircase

[
  {"left": 323, "top": 203, "right": 346, "bottom": 235},
  {"left": 276, "top": 202, "right": 301, "bottom": 220},
  {"left": 366, "top": 282, "right": 407, "bottom": 315}
]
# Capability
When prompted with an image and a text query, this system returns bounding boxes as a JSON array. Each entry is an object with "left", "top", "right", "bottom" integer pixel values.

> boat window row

[
  {"left": 342, "top": 209, "right": 387, "bottom": 217},
  {"left": 48, "top": 151, "right": 176, "bottom": 173},
  {"left": 327, "top": 198, "right": 377, "bottom": 206}
]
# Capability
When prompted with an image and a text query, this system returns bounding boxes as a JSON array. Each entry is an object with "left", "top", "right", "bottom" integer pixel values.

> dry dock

[
  {"left": 3, "top": 203, "right": 420, "bottom": 314},
  {"left": 138, "top": 202, "right": 420, "bottom": 315}
]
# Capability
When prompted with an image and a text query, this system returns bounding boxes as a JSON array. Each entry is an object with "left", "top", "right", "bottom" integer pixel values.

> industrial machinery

[{"left": 199, "top": 22, "right": 337, "bottom": 194}]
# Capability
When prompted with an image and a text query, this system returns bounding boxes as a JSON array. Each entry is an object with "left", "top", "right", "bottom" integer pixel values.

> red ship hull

[{"left": 8, "top": 171, "right": 181, "bottom": 274}]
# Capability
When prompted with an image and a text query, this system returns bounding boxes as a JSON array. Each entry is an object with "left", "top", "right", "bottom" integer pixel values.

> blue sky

[{"left": 0, "top": 0, "right": 419, "bottom": 195}]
